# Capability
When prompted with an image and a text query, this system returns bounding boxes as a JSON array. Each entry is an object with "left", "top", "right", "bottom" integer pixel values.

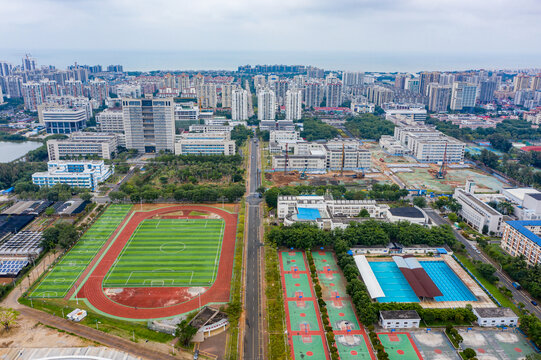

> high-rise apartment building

[
  {"left": 285, "top": 89, "right": 302, "bottom": 121},
  {"left": 1, "top": 76, "right": 22, "bottom": 98},
  {"left": 514, "top": 74, "right": 531, "bottom": 92},
  {"left": 0, "top": 61, "right": 12, "bottom": 76},
  {"left": 479, "top": 80, "right": 497, "bottom": 103},
  {"left": 366, "top": 86, "right": 393, "bottom": 106},
  {"left": 257, "top": 88, "right": 276, "bottom": 120},
  {"left": 394, "top": 74, "right": 408, "bottom": 89},
  {"left": 450, "top": 82, "right": 478, "bottom": 110},
  {"left": 274, "top": 80, "right": 289, "bottom": 105},
  {"left": 22, "top": 82, "right": 43, "bottom": 111},
  {"left": 253, "top": 75, "right": 266, "bottom": 89},
  {"left": 197, "top": 84, "right": 217, "bottom": 108},
  {"left": 420, "top": 71, "right": 441, "bottom": 95},
  {"left": 231, "top": 89, "right": 248, "bottom": 120},
  {"left": 405, "top": 78, "right": 421, "bottom": 94},
  {"left": 304, "top": 82, "right": 323, "bottom": 108},
  {"left": 122, "top": 96, "right": 175, "bottom": 153},
  {"left": 64, "top": 80, "right": 84, "bottom": 97},
  {"left": 325, "top": 83, "right": 343, "bottom": 107},
  {"left": 427, "top": 84, "right": 451, "bottom": 112},
  {"left": 89, "top": 79, "right": 108, "bottom": 105},
  {"left": 40, "top": 79, "right": 59, "bottom": 98},
  {"left": 531, "top": 75, "right": 541, "bottom": 91},
  {"left": 220, "top": 84, "right": 237, "bottom": 108},
  {"left": 342, "top": 72, "right": 363, "bottom": 86}
]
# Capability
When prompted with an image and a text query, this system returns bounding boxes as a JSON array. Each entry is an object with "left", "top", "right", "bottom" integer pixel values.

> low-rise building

[
  {"left": 174, "top": 132, "right": 236, "bottom": 155},
  {"left": 386, "top": 207, "right": 430, "bottom": 226},
  {"left": 454, "top": 181, "right": 503, "bottom": 235},
  {"left": 32, "top": 160, "right": 113, "bottom": 191},
  {"left": 47, "top": 132, "right": 119, "bottom": 160},
  {"left": 188, "top": 124, "right": 233, "bottom": 133},
  {"left": 41, "top": 107, "right": 88, "bottom": 134},
  {"left": 383, "top": 103, "right": 427, "bottom": 123},
  {"left": 472, "top": 308, "right": 518, "bottom": 327},
  {"left": 501, "top": 220, "right": 541, "bottom": 265},
  {"left": 379, "top": 310, "right": 421, "bottom": 329}
]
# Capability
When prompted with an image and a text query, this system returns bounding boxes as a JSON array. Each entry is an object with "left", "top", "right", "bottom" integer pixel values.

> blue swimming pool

[
  {"left": 369, "top": 262, "right": 419, "bottom": 303},
  {"left": 297, "top": 207, "right": 321, "bottom": 220},
  {"left": 421, "top": 261, "right": 477, "bottom": 302}
]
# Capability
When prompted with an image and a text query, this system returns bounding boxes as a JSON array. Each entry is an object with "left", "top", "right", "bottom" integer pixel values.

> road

[
  {"left": 244, "top": 138, "right": 264, "bottom": 360},
  {"left": 424, "top": 208, "right": 541, "bottom": 318}
]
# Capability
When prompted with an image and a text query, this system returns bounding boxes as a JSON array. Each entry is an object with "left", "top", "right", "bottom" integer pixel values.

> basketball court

[
  {"left": 377, "top": 333, "right": 423, "bottom": 360},
  {"left": 292, "top": 335, "right": 327, "bottom": 360}
]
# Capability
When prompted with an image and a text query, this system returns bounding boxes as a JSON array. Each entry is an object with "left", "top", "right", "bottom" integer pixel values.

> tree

[
  {"left": 0, "top": 307, "right": 18, "bottom": 331},
  {"left": 413, "top": 197, "right": 427, "bottom": 208},
  {"left": 462, "top": 348, "right": 477, "bottom": 359},
  {"left": 80, "top": 192, "right": 93, "bottom": 202},
  {"left": 476, "top": 263, "right": 498, "bottom": 283},
  {"left": 176, "top": 320, "right": 198, "bottom": 347},
  {"left": 448, "top": 212, "right": 458, "bottom": 223},
  {"left": 358, "top": 209, "right": 370, "bottom": 218},
  {"left": 44, "top": 207, "right": 55, "bottom": 216}
]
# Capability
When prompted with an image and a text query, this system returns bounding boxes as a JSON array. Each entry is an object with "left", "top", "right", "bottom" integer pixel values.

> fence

[{"left": 452, "top": 254, "right": 502, "bottom": 306}]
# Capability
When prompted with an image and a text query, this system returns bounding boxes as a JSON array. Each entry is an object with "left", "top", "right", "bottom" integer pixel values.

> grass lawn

[
  {"left": 103, "top": 218, "right": 224, "bottom": 287},
  {"left": 30, "top": 205, "right": 132, "bottom": 298},
  {"left": 454, "top": 253, "right": 518, "bottom": 313}
]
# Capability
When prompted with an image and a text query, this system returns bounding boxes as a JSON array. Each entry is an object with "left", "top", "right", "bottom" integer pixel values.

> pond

[{"left": 0, "top": 141, "right": 42, "bottom": 163}]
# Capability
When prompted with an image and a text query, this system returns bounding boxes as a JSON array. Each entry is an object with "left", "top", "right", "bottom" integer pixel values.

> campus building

[
  {"left": 501, "top": 220, "right": 541, "bottom": 265},
  {"left": 122, "top": 96, "right": 175, "bottom": 153},
  {"left": 96, "top": 109, "right": 124, "bottom": 133},
  {"left": 383, "top": 103, "right": 427, "bottom": 123},
  {"left": 47, "top": 132, "right": 119, "bottom": 160},
  {"left": 174, "top": 132, "right": 236, "bottom": 155},
  {"left": 379, "top": 310, "right": 421, "bottom": 329},
  {"left": 472, "top": 308, "right": 518, "bottom": 327},
  {"left": 41, "top": 107, "right": 88, "bottom": 134},
  {"left": 32, "top": 160, "right": 113, "bottom": 191},
  {"left": 454, "top": 180, "right": 503, "bottom": 235}
]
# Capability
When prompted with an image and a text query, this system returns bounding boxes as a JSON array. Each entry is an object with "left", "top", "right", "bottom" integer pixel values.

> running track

[{"left": 77, "top": 205, "right": 237, "bottom": 320}]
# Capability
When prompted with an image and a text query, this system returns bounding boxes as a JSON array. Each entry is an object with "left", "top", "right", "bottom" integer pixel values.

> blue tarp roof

[
  {"left": 297, "top": 207, "right": 321, "bottom": 220},
  {"left": 506, "top": 220, "right": 541, "bottom": 247},
  {"left": 436, "top": 248, "right": 448, "bottom": 254}
]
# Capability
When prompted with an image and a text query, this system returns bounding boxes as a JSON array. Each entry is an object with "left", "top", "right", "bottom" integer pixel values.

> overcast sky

[{"left": 1, "top": 0, "right": 540, "bottom": 70}]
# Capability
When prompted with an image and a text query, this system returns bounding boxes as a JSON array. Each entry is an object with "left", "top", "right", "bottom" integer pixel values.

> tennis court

[
  {"left": 103, "top": 218, "right": 224, "bottom": 287},
  {"left": 421, "top": 261, "right": 476, "bottom": 302},
  {"left": 29, "top": 205, "right": 132, "bottom": 298},
  {"left": 369, "top": 261, "right": 419, "bottom": 303},
  {"left": 378, "top": 333, "right": 422, "bottom": 360}
]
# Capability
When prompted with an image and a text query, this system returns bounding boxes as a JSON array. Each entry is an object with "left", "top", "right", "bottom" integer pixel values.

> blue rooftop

[
  {"left": 506, "top": 220, "right": 541, "bottom": 247},
  {"left": 297, "top": 207, "right": 321, "bottom": 220}
]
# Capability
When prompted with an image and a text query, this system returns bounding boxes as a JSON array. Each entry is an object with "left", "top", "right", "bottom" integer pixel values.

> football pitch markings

[
  {"left": 103, "top": 218, "right": 224, "bottom": 287},
  {"left": 29, "top": 205, "right": 132, "bottom": 298}
]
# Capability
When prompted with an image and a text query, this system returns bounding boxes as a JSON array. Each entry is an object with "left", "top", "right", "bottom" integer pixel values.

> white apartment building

[
  {"left": 231, "top": 88, "right": 248, "bottom": 120},
  {"left": 174, "top": 132, "right": 236, "bottom": 156},
  {"left": 450, "top": 82, "right": 478, "bottom": 110},
  {"left": 285, "top": 89, "right": 302, "bottom": 120},
  {"left": 47, "top": 132, "right": 119, "bottom": 160},
  {"left": 454, "top": 181, "right": 503, "bottom": 235},
  {"left": 97, "top": 109, "right": 124, "bottom": 133},
  {"left": 325, "top": 83, "right": 343, "bottom": 107},
  {"left": 32, "top": 160, "right": 113, "bottom": 191},
  {"left": 258, "top": 88, "right": 276, "bottom": 120},
  {"left": 22, "top": 82, "right": 43, "bottom": 111},
  {"left": 122, "top": 96, "right": 175, "bottom": 153},
  {"left": 115, "top": 84, "right": 142, "bottom": 98},
  {"left": 501, "top": 220, "right": 541, "bottom": 265},
  {"left": 221, "top": 84, "right": 236, "bottom": 108}
]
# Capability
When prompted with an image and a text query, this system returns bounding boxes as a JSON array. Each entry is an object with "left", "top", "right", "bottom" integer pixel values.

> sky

[{"left": 1, "top": 0, "right": 540, "bottom": 71}]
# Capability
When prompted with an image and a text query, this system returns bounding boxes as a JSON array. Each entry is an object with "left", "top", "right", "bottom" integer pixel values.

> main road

[
  {"left": 424, "top": 208, "right": 541, "bottom": 318},
  {"left": 244, "top": 137, "right": 264, "bottom": 360}
]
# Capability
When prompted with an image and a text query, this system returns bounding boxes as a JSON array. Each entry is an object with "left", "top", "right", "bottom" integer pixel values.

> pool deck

[{"left": 366, "top": 255, "right": 496, "bottom": 309}]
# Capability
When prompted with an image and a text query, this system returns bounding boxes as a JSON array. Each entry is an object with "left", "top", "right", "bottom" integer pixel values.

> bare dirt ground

[{"left": 0, "top": 315, "right": 89, "bottom": 348}]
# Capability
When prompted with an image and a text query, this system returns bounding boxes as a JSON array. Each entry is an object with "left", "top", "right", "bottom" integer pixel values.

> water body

[
  {"left": 2, "top": 49, "right": 541, "bottom": 72},
  {"left": 0, "top": 141, "right": 42, "bottom": 163}
]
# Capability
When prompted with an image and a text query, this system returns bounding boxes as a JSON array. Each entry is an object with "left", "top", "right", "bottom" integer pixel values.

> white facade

[
  {"left": 174, "top": 103, "right": 199, "bottom": 121},
  {"left": 384, "top": 105, "right": 427, "bottom": 122},
  {"left": 285, "top": 89, "right": 302, "bottom": 120},
  {"left": 47, "top": 132, "right": 119, "bottom": 160},
  {"left": 472, "top": 308, "right": 518, "bottom": 327},
  {"left": 122, "top": 97, "right": 175, "bottom": 153},
  {"left": 454, "top": 183, "right": 503, "bottom": 235},
  {"left": 32, "top": 160, "right": 113, "bottom": 191},
  {"left": 97, "top": 109, "right": 124, "bottom": 133},
  {"left": 258, "top": 88, "right": 276, "bottom": 120},
  {"left": 231, "top": 88, "right": 248, "bottom": 120},
  {"left": 115, "top": 84, "right": 142, "bottom": 98},
  {"left": 221, "top": 84, "right": 236, "bottom": 108},
  {"left": 197, "top": 84, "right": 217, "bottom": 108},
  {"left": 175, "top": 132, "right": 236, "bottom": 156},
  {"left": 379, "top": 311, "right": 421, "bottom": 329},
  {"left": 41, "top": 107, "right": 88, "bottom": 134},
  {"left": 22, "top": 82, "right": 43, "bottom": 111},
  {"left": 450, "top": 82, "right": 478, "bottom": 110},
  {"left": 269, "top": 130, "right": 300, "bottom": 143}
]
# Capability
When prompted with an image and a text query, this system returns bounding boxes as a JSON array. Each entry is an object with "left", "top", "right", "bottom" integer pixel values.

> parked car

[{"left": 531, "top": 300, "right": 538, "bottom": 306}]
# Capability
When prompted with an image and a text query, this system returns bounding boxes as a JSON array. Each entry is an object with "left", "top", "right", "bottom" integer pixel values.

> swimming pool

[
  {"left": 369, "top": 262, "right": 419, "bottom": 303},
  {"left": 421, "top": 261, "right": 477, "bottom": 302},
  {"left": 297, "top": 207, "right": 321, "bottom": 220}
]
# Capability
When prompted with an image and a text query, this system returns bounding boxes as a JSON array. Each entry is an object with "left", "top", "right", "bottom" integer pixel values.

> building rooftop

[
  {"left": 388, "top": 207, "right": 424, "bottom": 218},
  {"left": 505, "top": 220, "right": 541, "bottom": 247},
  {"left": 380, "top": 310, "right": 421, "bottom": 320},
  {"left": 474, "top": 307, "right": 517, "bottom": 318}
]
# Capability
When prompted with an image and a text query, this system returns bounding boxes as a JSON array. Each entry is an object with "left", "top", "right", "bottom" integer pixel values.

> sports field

[
  {"left": 103, "top": 218, "right": 224, "bottom": 287},
  {"left": 378, "top": 333, "right": 422, "bottom": 360},
  {"left": 29, "top": 205, "right": 132, "bottom": 298}
]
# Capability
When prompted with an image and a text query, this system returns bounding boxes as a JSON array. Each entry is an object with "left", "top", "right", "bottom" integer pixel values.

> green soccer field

[
  {"left": 29, "top": 204, "right": 132, "bottom": 298},
  {"left": 103, "top": 218, "right": 224, "bottom": 287}
]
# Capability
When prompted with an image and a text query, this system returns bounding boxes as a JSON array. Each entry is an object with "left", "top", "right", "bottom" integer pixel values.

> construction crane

[{"left": 436, "top": 142, "right": 448, "bottom": 179}]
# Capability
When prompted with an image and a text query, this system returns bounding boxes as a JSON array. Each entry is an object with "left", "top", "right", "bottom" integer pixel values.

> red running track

[{"left": 77, "top": 205, "right": 238, "bottom": 320}]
